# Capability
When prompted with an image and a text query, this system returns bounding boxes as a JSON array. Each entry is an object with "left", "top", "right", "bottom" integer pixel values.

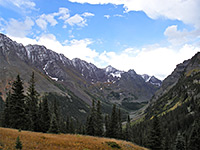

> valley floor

[{"left": 0, "top": 127, "right": 148, "bottom": 150}]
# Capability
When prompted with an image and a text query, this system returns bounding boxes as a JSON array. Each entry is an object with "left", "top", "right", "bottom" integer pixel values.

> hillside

[
  {"left": 146, "top": 52, "right": 200, "bottom": 118},
  {"left": 129, "top": 52, "right": 200, "bottom": 149},
  {"left": 0, "top": 33, "right": 161, "bottom": 119},
  {"left": 0, "top": 127, "right": 148, "bottom": 150}
]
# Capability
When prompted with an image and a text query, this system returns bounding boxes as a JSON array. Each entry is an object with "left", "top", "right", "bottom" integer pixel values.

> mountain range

[{"left": 0, "top": 33, "right": 161, "bottom": 121}]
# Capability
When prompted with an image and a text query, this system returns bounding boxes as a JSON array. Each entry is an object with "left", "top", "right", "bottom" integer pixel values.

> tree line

[
  {"left": 1, "top": 73, "right": 129, "bottom": 139},
  {"left": 129, "top": 97, "right": 200, "bottom": 150},
  {"left": 2, "top": 73, "right": 199, "bottom": 150}
]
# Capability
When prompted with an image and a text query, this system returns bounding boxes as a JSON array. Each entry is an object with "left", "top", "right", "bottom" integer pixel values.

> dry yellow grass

[{"left": 0, "top": 127, "right": 148, "bottom": 150}]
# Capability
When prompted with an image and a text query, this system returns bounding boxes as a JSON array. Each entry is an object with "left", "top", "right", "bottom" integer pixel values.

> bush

[
  {"left": 106, "top": 141, "right": 121, "bottom": 149},
  {"left": 15, "top": 136, "right": 22, "bottom": 150}
]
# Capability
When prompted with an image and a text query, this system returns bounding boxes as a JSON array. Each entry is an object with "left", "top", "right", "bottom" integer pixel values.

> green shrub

[
  {"left": 106, "top": 141, "right": 121, "bottom": 149},
  {"left": 15, "top": 136, "right": 22, "bottom": 150}
]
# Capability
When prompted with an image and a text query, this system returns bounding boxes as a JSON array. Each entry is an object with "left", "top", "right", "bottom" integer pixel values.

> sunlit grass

[{"left": 0, "top": 127, "right": 148, "bottom": 150}]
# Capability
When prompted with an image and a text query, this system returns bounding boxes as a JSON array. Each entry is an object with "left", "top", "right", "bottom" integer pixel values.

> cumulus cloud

[
  {"left": 36, "top": 14, "right": 58, "bottom": 30},
  {"left": 36, "top": 8, "right": 94, "bottom": 29},
  {"left": 0, "top": 0, "right": 36, "bottom": 12},
  {"left": 6, "top": 17, "right": 34, "bottom": 37},
  {"left": 10, "top": 34, "right": 98, "bottom": 64},
  {"left": 104, "top": 15, "right": 110, "bottom": 19},
  {"left": 10, "top": 33, "right": 200, "bottom": 80},
  {"left": 68, "top": 0, "right": 200, "bottom": 28},
  {"left": 164, "top": 25, "right": 200, "bottom": 46},
  {"left": 98, "top": 44, "right": 200, "bottom": 79},
  {"left": 56, "top": 8, "right": 70, "bottom": 20},
  {"left": 114, "top": 14, "right": 124, "bottom": 18},
  {"left": 65, "top": 14, "right": 87, "bottom": 27},
  {"left": 64, "top": 12, "right": 94, "bottom": 27},
  {"left": 36, "top": 8, "right": 70, "bottom": 30},
  {"left": 82, "top": 12, "right": 95, "bottom": 17}
]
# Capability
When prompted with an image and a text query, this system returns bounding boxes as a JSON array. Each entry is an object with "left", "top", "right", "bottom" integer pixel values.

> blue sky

[{"left": 0, "top": 0, "right": 200, "bottom": 79}]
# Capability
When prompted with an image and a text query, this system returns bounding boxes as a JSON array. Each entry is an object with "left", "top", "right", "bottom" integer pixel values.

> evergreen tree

[
  {"left": 108, "top": 104, "right": 118, "bottom": 138},
  {"left": 117, "top": 108, "right": 123, "bottom": 139},
  {"left": 9, "top": 75, "right": 27, "bottom": 129},
  {"left": 175, "top": 131, "right": 185, "bottom": 150},
  {"left": 188, "top": 120, "right": 200, "bottom": 150},
  {"left": 65, "top": 116, "right": 70, "bottom": 133},
  {"left": 52, "top": 99, "right": 60, "bottom": 131},
  {"left": 124, "top": 115, "right": 131, "bottom": 141},
  {"left": 163, "top": 130, "right": 171, "bottom": 150},
  {"left": 41, "top": 96, "right": 50, "bottom": 132},
  {"left": 86, "top": 100, "right": 96, "bottom": 136},
  {"left": 95, "top": 100, "right": 103, "bottom": 136},
  {"left": 15, "top": 136, "right": 22, "bottom": 150},
  {"left": 48, "top": 113, "right": 59, "bottom": 134},
  {"left": 3, "top": 91, "right": 11, "bottom": 128},
  {"left": 48, "top": 100, "right": 60, "bottom": 134},
  {"left": 26, "top": 72, "right": 39, "bottom": 131},
  {"left": 148, "top": 116, "right": 163, "bottom": 150},
  {"left": 105, "top": 114, "right": 110, "bottom": 137},
  {"left": 69, "top": 118, "right": 75, "bottom": 134},
  {"left": 36, "top": 101, "right": 43, "bottom": 132}
]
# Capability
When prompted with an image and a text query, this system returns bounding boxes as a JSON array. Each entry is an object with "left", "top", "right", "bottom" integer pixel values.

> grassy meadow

[{"left": 0, "top": 127, "right": 148, "bottom": 150}]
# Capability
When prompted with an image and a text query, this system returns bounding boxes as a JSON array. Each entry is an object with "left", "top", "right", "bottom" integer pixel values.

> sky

[{"left": 0, "top": 0, "right": 200, "bottom": 80}]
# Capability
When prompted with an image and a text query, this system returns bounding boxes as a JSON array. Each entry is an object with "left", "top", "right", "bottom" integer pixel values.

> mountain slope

[
  {"left": 146, "top": 52, "right": 200, "bottom": 119},
  {"left": 130, "top": 52, "right": 200, "bottom": 149},
  {"left": 0, "top": 33, "right": 160, "bottom": 115}
]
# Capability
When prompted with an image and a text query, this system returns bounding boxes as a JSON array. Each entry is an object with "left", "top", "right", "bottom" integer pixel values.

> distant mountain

[
  {"left": 0, "top": 33, "right": 161, "bottom": 120},
  {"left": 141, "top": 74, "right": 162, "bottom": 86}
]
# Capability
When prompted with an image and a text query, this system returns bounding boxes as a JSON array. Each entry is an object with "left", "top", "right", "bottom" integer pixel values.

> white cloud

[
  {"left": 164, "top": 25, "right": 200, "bottom": 46},
  {"left": 36, "top": 14, "right": 58, "bottom": 30},
  {"left": 68, "top": 0, "right": 200, "bottom": 28},
  {"left": 12, "top": 0, "right": 36, "bottom": 9},
  {"left": 104, "top": 15, "right": 110, "bottom": 19},
  {"left": 98, "top": 44, "right": 200, "bottom": 79},
  {"left": 36, "top": 8, "right": 94, "bottom": 29},
  {"left": 10, "top": 34, "right": 98, "bottom": 64},
  {"left": 114, "top": 14, "right": 124, "bottom": 18},
  {"left": 36, "top": 18, "right": 48, "bottom": 30},
  {"left": 0, "top": 0, "right": 36, "bottom": 11},
  {"left": 56, "top": 8, "right": 70, "bottom": 20},
  {"left": 65, "top": 14, "right": 87, "bottom": 27},
  {"left": 6, "top": 17, "right": 34, "bottom": 37},
  {"left": 82, "top": 12, "right": 95, "bottom": 17}
]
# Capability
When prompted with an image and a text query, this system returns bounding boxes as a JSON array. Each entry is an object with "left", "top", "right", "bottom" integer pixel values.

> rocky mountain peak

[
  {"left": 104, "top": 65, "right": 117, "bottom": 73},
  {"left": 141, "top": 74, "right": 162, "bottom": 86}
]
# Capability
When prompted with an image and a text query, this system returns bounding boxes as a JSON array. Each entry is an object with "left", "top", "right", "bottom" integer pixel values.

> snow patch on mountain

[
  {"left": 110, "top": 72, "right": 122, "bottom": 78},
  {"left": 105, "top": 65, "right": 117, "bottom": 73},
  {"left": 142, "top": 74, "right": 162, "bottom": 86}
]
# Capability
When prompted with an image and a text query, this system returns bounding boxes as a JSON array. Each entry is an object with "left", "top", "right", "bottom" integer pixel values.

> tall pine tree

[
  {"left": 26, "top": 72, "right": 39, "bottom": 131},
  {"left": 117, "top": 108, "right": 123, "bottom": 139},
  {"left": 188, "top": 119, "right": 200, "bottom": 150},
  {"left": 148, "top": 116, "right": 163, "bottom": 150},
  {"left": 86, "top": 100, "right": 96, "bottom": 136},
  {"left": 95, "top": 100, "right": 103, "bottom": 136},
  {"left": 3, "top": 91, "right": 11, "bottom": 128},
  {"left": 9, "top": 75, "right": 27, "bottom": 129},
  {"left": 175, "top": 131, "right": 185, "bottom": 150},
  {"left": 48, "top": 100, "right": 60, "bottom": 134},
  {"left": 124, "top": 115, "right": 131, "bottom": 141},
  {"left": 41, "top": 96, "right": 50, "bottom": 133},
  {"left": 108, "top": 104, "right": 118, "bottom": 138}
]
